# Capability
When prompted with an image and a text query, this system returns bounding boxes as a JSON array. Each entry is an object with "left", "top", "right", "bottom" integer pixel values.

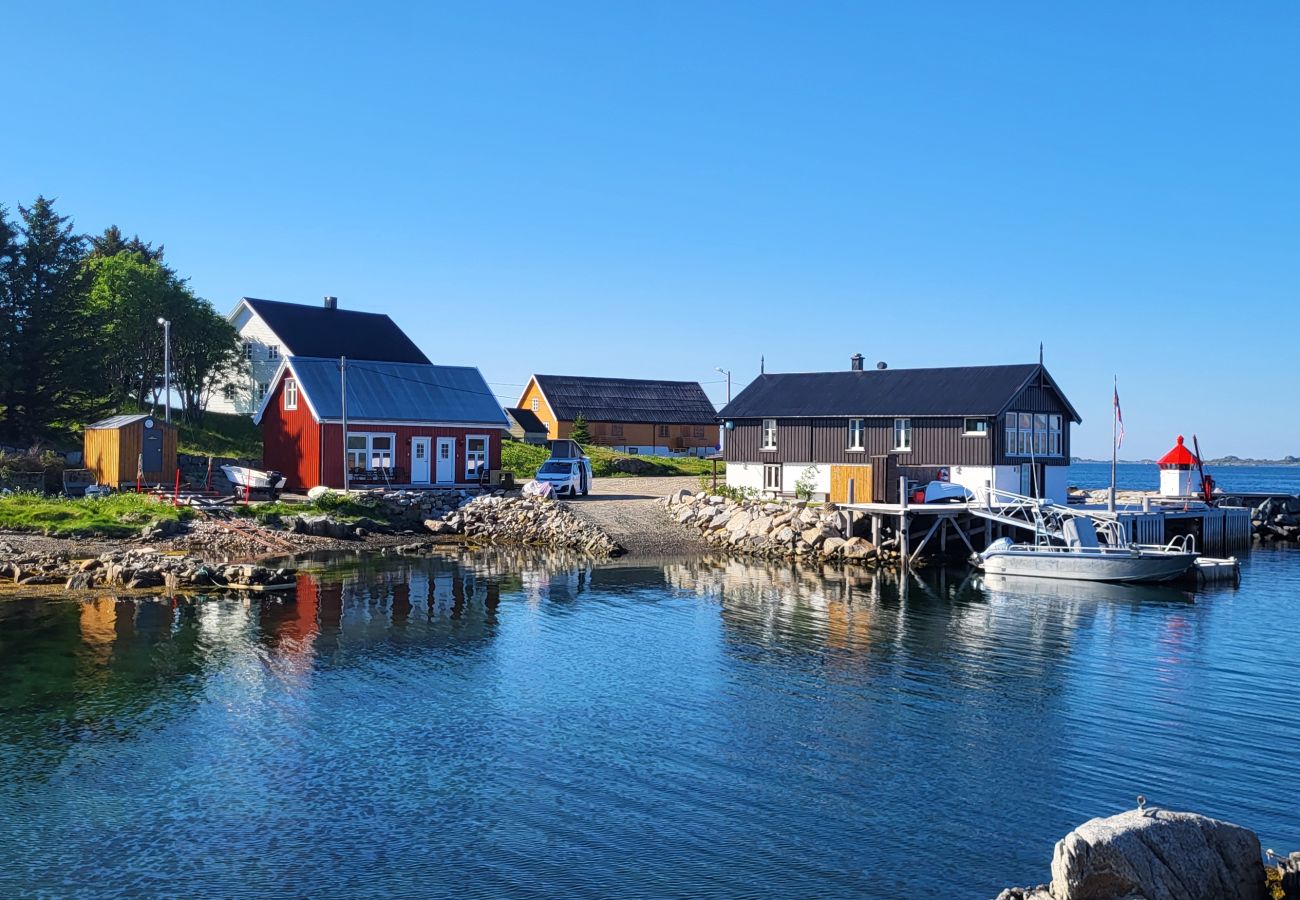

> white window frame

[
  {"left": 267, "top": 344, "right": 280, "bottom": 360},
  {"left": 847, "top": 418, "right": 865, "bottom": 451},
  {"left": 346, "top": 432, "right": 397, "bottom": 470},
  {"left": 893, "top": 418, "right": 912, "bottom": 452},
  {"left": 283, "top": 378, "right": 298, "bottom": 411},
  {"left": 257, "top": 382, "right": 269, "bottom": 400},
  {"left": 465, "top": 434, "right": 490, "bottom": 480},
  {"left": 531, "top": 398, "right": 540, "bottom": 412},
  {"left": 243, "top": 340, "right": 254, "bottom": 360},
  {"left": 963, "top": 417, "right": 987, "bottom": 437},
  {"left": 761, "top": 418, "right": 778, "bottom": 450},
  {"left": 1049, "top": 414, "right": 1063, "bottom": 456},
  {"left": 763, "top": 463, "right": 782, "bottom": 492}
]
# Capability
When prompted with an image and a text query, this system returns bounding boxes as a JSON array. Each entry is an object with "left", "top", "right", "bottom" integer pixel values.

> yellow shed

[{"left": 83, "top": 414, "right": 178, "bottom": 488}]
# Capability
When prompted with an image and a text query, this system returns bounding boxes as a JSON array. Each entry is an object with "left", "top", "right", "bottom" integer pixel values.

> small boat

[
  {"left": 922, "top": 480, "right": 973, "bottom": 504},
  {"left": 221, "top": 465, "right": 286, "bottom": 500},
  {"left": 974, "top": 516, "right": 1199, "bottom": 583}
]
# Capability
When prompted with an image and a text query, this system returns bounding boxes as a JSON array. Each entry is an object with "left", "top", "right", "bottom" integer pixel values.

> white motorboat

[
  {"left": 975, "top": 516, "right": 1199, "bottom": 584},
  {"left": 221, "top": 465, "right": 287, "bottom": 499}
]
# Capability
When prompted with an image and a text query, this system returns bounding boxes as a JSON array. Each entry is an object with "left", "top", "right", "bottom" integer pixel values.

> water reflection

[{"left": 0, "top": 547, "right": 1294, "bottom": 899}]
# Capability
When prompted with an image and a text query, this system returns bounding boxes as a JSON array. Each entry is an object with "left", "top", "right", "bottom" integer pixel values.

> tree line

[{"left": 0, "top": 196, "right": 242, "bottom": 443}]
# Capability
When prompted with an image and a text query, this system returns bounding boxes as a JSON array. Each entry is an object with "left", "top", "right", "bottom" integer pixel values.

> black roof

[
  {"left": 504, "top": 407, "right": 548, "bottom": 433},
  {"left": 240, "top": 298, "right": 430, "bottom": 364},
  {"left": 532, "top": 374, "right": 717, "bottom": 425},
  {"left": 718, "top": 363, "right": 1081, "bottom": 422}
]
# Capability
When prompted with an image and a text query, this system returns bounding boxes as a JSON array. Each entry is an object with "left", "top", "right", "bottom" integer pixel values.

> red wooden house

[{"left": 255, "top": 357, "right": 509, "bottom": 490}]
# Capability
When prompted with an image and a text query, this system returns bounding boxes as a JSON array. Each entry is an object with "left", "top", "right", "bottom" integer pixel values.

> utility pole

[
  {"left": 715, "top": 367, "right": 731, "bottom": 403},
  {"left": 340, "top": 356, "right": 350, "bottom": 492},
  {"left": 157, "top": 317, "right": 171, "bottom": 423}
]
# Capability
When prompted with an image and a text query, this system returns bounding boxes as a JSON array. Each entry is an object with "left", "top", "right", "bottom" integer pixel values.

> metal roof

[
  {"left": 531, "top": 374, "right": 717, "bottom": 425},
  {"left": 85, "top": 414, "right": 172, "bottom": 430},
  {"left": 274, "top": 357, "right": 509, "bottom": 426},
  {"left": 505, "top": 407, "right": 548, "bottom": 433},
  {"left": 718, "top": 363, "right": 1081, "bottom": 421},
  {"left": 238, "top": 297, "right": 430, "bottom": 364}
]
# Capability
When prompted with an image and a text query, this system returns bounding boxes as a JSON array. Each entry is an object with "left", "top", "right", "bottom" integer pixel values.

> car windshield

[{"left": 538, "top": 461, "right": 573, "bottom": 475}]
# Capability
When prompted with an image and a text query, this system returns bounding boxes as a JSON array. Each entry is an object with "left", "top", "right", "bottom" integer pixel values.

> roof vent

[
  {"left": 323, "top": 295, "right": 338, "bottom": 310},
  {"left": 850, "top": 353, "right": 864, "bottom": 371},
  {"left": 876, "top": 361, "right": 888, "bottom": 370}
]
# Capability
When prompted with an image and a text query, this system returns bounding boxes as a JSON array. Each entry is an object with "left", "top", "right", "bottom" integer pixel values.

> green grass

[
  {"left": 0, "top": 492, "right": 193, "bottom": 537},
  {"left": 178, "top": 411, "right": 262, "bottom": 459},
  {"left": 234, "top": 492, "right": 405, "bottom": 527},
  {"left": 500, "top": 439, "right": 723, "bottom": 479}
]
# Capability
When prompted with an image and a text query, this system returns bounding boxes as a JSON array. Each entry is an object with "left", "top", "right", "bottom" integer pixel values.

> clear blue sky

[{"left": 6, "top": 3, "right": 1298, "bottom": 458}]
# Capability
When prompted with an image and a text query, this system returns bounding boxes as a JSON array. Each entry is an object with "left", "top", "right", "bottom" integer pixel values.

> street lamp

[
  {"left": 157, "top": 317, "right": 171, "bottom": 423},
  {"left": 715, "top": 367, "right": 731, "bottom": 403}
]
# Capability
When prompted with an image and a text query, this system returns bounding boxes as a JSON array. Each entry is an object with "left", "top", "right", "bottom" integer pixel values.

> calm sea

[
  {"left": 2, "top": 547, "right": 1298, "bottom": 898},
  {"left": 1069, "top": 461, "right": 1299, "bottom": 493}
]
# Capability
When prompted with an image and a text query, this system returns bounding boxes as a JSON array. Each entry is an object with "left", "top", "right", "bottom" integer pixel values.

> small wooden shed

[{"left": 83, "top": 414, "right": 178, "bottom": 487}]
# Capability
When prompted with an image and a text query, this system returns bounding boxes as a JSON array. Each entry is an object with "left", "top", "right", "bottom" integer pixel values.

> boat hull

[{"left": 978, "top": 550, "right": 1198, "bottom": 583}]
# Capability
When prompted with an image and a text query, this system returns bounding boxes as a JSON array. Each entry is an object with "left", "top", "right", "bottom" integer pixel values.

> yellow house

[{"left": 517, "top": 374, "right": 718, "bottom": 456}]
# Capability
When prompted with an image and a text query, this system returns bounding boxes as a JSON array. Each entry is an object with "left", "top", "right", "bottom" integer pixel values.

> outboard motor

[
  {"left": 266, "top": 471, "right": 284, "bottom": 501},
  {"left": 980, "top": 536, "right": 1015, "bottom": 560}
]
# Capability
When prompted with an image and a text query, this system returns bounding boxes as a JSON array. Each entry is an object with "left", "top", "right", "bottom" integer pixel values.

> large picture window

[
  {"left": 848, "top": 418, "right": 865, "bottom": 450},
  {"left": 1006, "top": 412, "right": 1064, "bottom": 457},
  {"left": 347, "top": 433, "right": 395, "bottom": 470},
  {"left": 893, "top": 418, "right": 912, "bottom": 452},
  {"left": 762, "top": 419, "right": 778, "bottom": 450}
]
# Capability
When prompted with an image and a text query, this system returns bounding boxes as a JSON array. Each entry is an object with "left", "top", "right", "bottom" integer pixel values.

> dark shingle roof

[
  {"left": 533, "top": 375, "right": 717, "bottom": 425},
  {"left": 718, "top": 364, "right": 1081, "bottom": 421},
  {"left": 262, "top": 358, "right": 508, "bottom": 426},
  {"left": 505, "top": 407, "right": 548, "bottom": 433},
  {"left": 241, "top": 297, "right": 430, "bottom": 364}
]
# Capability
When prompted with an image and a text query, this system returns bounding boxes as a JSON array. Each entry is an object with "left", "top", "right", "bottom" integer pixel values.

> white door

[
  {"left": 411, "top": 438, "right": 431, "bottom": 484},
  {"left": 435, "top": 437, "right": 456, "bottom": 484}
]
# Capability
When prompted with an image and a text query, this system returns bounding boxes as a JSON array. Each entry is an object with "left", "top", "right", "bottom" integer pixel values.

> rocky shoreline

[
  {"left": 998, "top": 805, "right": 1299, "bottom": 900},
  {"left": 1, "top": 544, "right": 295, "bottom": 593}
]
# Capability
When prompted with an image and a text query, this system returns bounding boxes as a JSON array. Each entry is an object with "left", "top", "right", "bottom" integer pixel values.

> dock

[{"left": 838, "top": 480, "right": 1253, "bottom": 568}]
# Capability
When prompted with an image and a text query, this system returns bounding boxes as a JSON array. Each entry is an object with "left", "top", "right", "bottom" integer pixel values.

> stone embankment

[
  {"left": 1250, "top": 496, "right": 1300, "bottom": 543},
  {"left": 665, "top": 490, "right": 901, "bottom": 567},
  {"left": 2, "top": 547, "right": 294, "bottom": 592},
  {"left": 998, "top": 805, "right": 1298, "bottom": 900}
]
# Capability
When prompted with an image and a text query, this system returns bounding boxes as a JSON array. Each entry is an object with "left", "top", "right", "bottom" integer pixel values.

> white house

[{"left": 209, "top": 295, "right": 431, "bottom": 415}]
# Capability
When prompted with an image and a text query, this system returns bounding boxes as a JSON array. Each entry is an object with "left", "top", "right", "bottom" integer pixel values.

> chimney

[
  {"left": 323, "top": 295, "right": 338, "bottom": 310},
  {"left": 850, "top": 353, "right": 864, "bottom": 371},
  {"left": 876, "top": 361, "right": 888, "bottom": 370}
]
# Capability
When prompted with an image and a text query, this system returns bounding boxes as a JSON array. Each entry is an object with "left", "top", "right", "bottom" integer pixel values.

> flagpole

[{"left": 1109, "top": 376, "right": 1117, "bottom": 513}]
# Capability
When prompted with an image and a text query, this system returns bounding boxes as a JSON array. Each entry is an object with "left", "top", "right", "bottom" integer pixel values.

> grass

[
  {"left": 0, "top": 492, "right": 193, "bottom": 537},
  {"left": 178, "top": 411, "right": 262, "bottom": 459},
  {"left": 234, "top": 492, "right": 405, "bottom": 527},
  {"left": 500, "top": 439, "right": 723, "bottom": 479}
]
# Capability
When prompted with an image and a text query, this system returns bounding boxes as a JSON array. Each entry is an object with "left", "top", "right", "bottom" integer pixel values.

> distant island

[{"left": 1071, "top": 456, "right": 1300, "bottom": 467}]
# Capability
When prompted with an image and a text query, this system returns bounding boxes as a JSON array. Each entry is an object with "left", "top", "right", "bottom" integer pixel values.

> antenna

[{"left": 760, "top": 355, "right": 765, "bottom": 375}]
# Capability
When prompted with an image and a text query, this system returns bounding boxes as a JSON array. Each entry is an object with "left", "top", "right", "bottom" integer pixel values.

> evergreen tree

[
  {"left": 89, "top": 225, "right": 165, "bottom": 265},
  {"left": 569, "top": 413, "right": 591, "bottom": 445},
  {"left": 4, "top": 197, "right": 92, "bottom": 440},
  {"left": 0, "top": 206, "right": 21, "bottom": 434}
]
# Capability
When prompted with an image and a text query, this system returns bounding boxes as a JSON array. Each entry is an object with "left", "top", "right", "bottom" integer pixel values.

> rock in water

[{"left": 1051, "top": 808, "right": 1266, "bottom": 900}]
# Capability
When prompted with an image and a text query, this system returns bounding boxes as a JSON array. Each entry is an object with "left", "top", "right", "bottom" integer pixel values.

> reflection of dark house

[
  {"left": 504, "top": 407, "right": 549, "bottom": 445},
  {"left": 718, "top": 356, "right": 1081, "bottom": 503}
]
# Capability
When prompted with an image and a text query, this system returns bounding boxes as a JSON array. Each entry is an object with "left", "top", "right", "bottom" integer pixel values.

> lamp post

[
  {"left": 715, "top": 367, "right": 731, "bottom": 403},
  {"left": 157, "top": 317, "right": 171, "bottom": 423}
]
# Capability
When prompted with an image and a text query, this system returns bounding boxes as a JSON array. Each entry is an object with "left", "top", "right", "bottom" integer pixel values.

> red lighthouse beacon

[{"left": 1157, "top": 435, "right": 1200, "bottom": 497}]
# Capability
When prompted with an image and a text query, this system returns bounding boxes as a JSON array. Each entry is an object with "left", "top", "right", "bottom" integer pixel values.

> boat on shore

[{"left": 221, "top": 465, "right": 286, "bottom": 500}]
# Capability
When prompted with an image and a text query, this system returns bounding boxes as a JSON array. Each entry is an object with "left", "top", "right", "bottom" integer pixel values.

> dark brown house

[{"left": 717, "top": 357, "right": 1081, "bottom": 503}]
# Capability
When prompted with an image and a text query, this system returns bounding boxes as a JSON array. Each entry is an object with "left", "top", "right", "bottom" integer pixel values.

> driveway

[{"left": 563, "top": 476, "right": 709, "bottom": 556}]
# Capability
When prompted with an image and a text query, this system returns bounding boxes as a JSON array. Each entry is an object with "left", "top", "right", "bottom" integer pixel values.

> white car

[{"left": 533, "top": 457, "right": 592, "bottom": 498}]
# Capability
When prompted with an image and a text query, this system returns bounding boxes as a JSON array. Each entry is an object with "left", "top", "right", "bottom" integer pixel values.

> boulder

[
  {"left": 1050, "top": 808, "right": 1266, "bottom": 900},
  {"left": 802, "top": 527, "right": 828, "bottom": 549},
  {"left": 821, "top": 536, "right": 846, "bottom": 557}
]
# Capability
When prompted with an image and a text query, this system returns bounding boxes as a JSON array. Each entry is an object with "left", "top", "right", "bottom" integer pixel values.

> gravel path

[{"left": 562, "top": 476, "right": 709, "bottom": 556}]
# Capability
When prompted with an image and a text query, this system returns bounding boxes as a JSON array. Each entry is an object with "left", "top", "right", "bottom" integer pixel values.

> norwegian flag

[{"left": 1113, "top": 381, "right": 1125, "bottom": 449}]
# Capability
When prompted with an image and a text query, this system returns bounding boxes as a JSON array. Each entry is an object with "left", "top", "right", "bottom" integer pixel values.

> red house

[{"left": 255, "top": 357, "right": 509, "bottom": 490}]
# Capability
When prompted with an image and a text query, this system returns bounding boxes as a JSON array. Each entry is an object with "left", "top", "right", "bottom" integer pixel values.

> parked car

[{"left": 533, "top": 457, "right": 592, "bottom": 498}]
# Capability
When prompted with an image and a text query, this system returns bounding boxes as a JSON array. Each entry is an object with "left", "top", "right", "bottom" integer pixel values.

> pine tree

[
  {"left": 5, "top": 197, "right": 92, "bottom": 440},
  {"left": 0, "top": 206, "right": 21, "bottom": 434},
  {"left": 89, "top": 225, "right": 166, "bottom": 265},
  {"left": 569, "top": 413, "right": 591, "bottom": 445}
]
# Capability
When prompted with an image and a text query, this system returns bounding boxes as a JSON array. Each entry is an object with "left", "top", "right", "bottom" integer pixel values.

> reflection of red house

[{"left": 255, "top": 357, "right": 509, "bottom": 491}]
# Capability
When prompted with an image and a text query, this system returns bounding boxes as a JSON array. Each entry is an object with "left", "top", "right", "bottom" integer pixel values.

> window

[
  {"left": 1018, "top": 413, "right": 1032, "bottom": 455},
  {"left": 283, "top": 378, "right": 297, "bottom": 410},
  {"left": 963, "top": 418, "right": 988, "bottom": 436},
  {"left": 693, "top": 426, "right": 705, "bottom": 438},
  {"left": 1005, "top": 413, "right": 1017, "bottom": 455},
  {"left": 1006, "top": 412, "right": 1064, "bottom": 457},
  {"left": 1034, "top": 414, "right": 1048, "bottom": 456},
  {"left": 658, "top": 425, "right": 670, "bottom": 438},
  {"left": 611, "top": 423, "right": 624, "bottom": 438},
  {"left": 848, "top": 418, "right": 865, "bottom": 450},
  {"left": 257, "top": 382, "right": 269, "bottom": 400},
  {"left": 347, "top": 433, "right": 395, "bottom": 470},
  {"left": 531, "top": 398, "right": 539, "bottom": 412},
  {"left": 466, "top": 436, "right": 488, "bottom": 479},
  {"left": 243, "top": 341, "right": 254, "bottom": 360},
  {"left": 893, "top": 418, "right": 912, "bottom": 452},
  {"left": 764, "top": 464, "right": 782, "bottom": 492},
  {"left": 762, "top": 419, "right": 778, "bottom": 450},
  {"left": 1049, "top": 415, "right": 1063, "bottom": 456},
  {"left": 267, "top": 344, "right": 280, "bottom": 360}
]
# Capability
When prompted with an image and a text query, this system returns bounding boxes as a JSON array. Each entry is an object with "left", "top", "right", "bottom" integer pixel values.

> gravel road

[{"left": 562, "top": 476, "right": 709, "bottom": 556}]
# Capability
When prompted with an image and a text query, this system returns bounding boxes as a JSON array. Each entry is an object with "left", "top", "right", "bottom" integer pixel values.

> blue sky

[{"left": 6, "top": 3, "right": 1298, "bottom": 457}]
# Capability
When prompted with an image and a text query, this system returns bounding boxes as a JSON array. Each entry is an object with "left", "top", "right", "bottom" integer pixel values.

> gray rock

[{"left": 1050, "top": 808, "right": 1266, "bottom": 900}]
